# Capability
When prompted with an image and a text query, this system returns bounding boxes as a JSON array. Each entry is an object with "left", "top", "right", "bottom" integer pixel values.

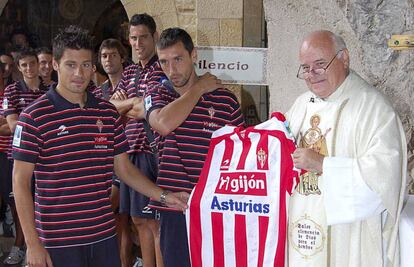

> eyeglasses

[{"left": 296, "top": 50, "right": 343, "bottom": 79}]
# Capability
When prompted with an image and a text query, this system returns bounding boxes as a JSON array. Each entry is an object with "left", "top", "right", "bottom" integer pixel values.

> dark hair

[
  {"left": 98, "top": 38, "right": 127, "bottom": 63},
  {"left": 157, "top": 27, "right": 194, "bottom": 54},
  {"left": 52, "top": 25, "right": 94, "bottom": 62},
  {"left": 36, "top": 46, "right": 52, "bottom": 56},
  {"left": 14, "top": 48, "right": 37, "bottom": 66},
  {"left": 129, "top": 13, "right": 156, "bottom": 35}
]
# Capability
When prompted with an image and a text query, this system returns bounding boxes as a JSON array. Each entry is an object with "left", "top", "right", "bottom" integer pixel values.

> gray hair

[{"left": 331, "top": 33, "right": 347, "bottom": 52}]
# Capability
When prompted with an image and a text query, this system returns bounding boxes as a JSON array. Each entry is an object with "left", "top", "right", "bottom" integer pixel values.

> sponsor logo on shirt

[
  {"left": 57, "top": 125, "right": 69, "bottom": 136},
  {"left": 215, "top": 172, "right": 267, "bottom": 196},
  {"left": 13, "top": 125, "right": 23, "bottom": 147}
]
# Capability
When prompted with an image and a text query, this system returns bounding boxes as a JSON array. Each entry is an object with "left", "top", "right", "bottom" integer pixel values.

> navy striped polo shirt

[
  {"left": 145, "top": 84, "right": 245, "bottom": 211},
  {"left": 117, "top": 55, "right": 167, "bottom": 154},
  {"left": 4, "top": 79, "right": 48, "bottom": 157},
  {"left": 91, "top": 80, "right": 117, "bottom": 101},
  {"left": 12, "top": 87, "right": 129, "bottom": 248}
]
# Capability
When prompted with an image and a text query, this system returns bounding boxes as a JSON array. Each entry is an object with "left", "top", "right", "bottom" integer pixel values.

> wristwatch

[{"left": 160, "top": 190, "right": 170, "bottom": 206}]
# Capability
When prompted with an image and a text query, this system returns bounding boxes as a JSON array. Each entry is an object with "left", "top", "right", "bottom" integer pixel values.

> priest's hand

[{"left": 292, "top": 148, "right": 324, "bottom": 173}]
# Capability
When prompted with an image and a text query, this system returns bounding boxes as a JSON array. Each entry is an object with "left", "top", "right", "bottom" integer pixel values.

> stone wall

[{"left": 264, "top": 0, "right": 414, "bottom": 188}]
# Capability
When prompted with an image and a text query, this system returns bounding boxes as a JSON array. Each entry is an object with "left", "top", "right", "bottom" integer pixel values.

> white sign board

[{"left": 195, "top": 46, "right": 268, "bottom": 85}]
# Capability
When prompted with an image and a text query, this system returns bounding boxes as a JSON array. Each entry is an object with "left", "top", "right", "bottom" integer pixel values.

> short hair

[
  {"left": 129, "top": 13, "right": 156, "bottom": 35},
  {"left": 157, "top": 27, "right": 194, "bottom": 54},
  {"left": 14, "top": 48, "right": 38, "bottom": 66},
  {"left": 36, "top": 46, "right": 52, "bottom": 56},
  {"left": 52, "top": 25, "right": 94, "bottom": 62},
  {"left": 98, "top": 38, "right": 127, "bottom": 63}
]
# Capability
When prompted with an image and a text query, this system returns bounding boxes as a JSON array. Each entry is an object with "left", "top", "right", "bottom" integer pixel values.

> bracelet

[{"left": 160, "top": 190, "right": 170, "bottom": 206}]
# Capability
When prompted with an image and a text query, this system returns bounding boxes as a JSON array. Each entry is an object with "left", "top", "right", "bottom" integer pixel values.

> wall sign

[{"left": 195, "top": 46, "right": 268, "bottom": 86}]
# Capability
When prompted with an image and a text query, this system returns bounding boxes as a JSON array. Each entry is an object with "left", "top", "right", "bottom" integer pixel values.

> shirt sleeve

[
  {"left": 4, "top": 84, "right": 17, "bottom": 117},
  {"left": 12, "top": 112, "right": 42, "bottom": 163},
  {"left": 321, "top": 156, "right": 385, "bottom": 225},
  {"left": 224, "top": 90, "right": 244, "bottom": 127},
  {"left": 144, "top": 83, "right": 173, "bottom": 120},
  {"left": 113, "top": 111, "right": 129, "bottom": 155}
]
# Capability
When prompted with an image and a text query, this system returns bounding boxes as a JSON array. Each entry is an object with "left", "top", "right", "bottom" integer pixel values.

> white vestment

[{"left": 286, "top": 71, "right": 407, "bottom": 267}]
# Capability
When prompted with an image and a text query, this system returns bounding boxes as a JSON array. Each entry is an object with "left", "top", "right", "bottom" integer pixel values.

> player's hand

[
  {"left": 196, "top": 72, "right": 222, "bottom": 94},
  {"left": 126, "top": 97, "right": 145, "bottom": 119},
  {"left": 292, "top": 148, "right": 324, "bottom": 173},
  {"left": 165, "top": 191, "right": 189, "bottom": 211},
  {"left": 26, "top": 242, "right": 54, "bottom": 267},
  {"left": 111, "top": 89, "right": 128, "bottom": 100}
]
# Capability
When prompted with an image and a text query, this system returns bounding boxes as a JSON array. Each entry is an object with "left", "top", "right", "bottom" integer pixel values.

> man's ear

[
  {"left": 153, "top": 31, "right": 159, "bottom": 43},
  {"left": 191, "top": 48, "right": 197, "bottom": 64},
  {"left": 340, "top": 48, "right": 350, "bottom": 69},
  {"left": 52, "top": 59, "right": 59, "bottom": 71}
]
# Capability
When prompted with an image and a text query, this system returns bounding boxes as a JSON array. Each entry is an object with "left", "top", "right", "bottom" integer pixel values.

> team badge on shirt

[
  {"left": 257, "top": 147, "right": 267, "bottom": 169},
  {"left": 96, "top": 119, "right": 104, "bottom": 133},
  {"left": 208, "top": 106, "right": 215, "bottom": 119},
  {"left": 13, "top": 125, "right": 23, "bottom": 147},
  {"left": 144, "top": 96, "right": 152, "bottom": 110},
  {"left": 19, "top": 98, "right": 25, "bottom": 106},
  {"left": 2, "top": 98, "right": 8, "bottom": 110}
]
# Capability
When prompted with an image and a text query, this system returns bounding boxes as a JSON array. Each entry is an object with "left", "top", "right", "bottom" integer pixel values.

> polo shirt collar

[
  {"left": 46, "top": 85, "right": 99, "bottom": 111},
  {"left": 139, "top": 55, "right": 158, "bottom": 69}
]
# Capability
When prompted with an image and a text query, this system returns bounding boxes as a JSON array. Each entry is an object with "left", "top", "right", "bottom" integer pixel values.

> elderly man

[{"left": 287, "top": 30, "right": 406, "bottom": 267}]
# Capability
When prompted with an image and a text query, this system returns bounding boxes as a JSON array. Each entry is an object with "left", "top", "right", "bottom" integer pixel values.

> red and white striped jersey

[{"left": 186, "top": 112, "right": 299, "bottom": 267}]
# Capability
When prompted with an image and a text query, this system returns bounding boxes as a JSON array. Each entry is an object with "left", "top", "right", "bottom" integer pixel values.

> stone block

[
  {"left": 156, "top": 13, "right": 179, "bottom": 31},
  {"left": 148, "top": 0, "right": 177, "bottom": 16},
  {"left": 178, "top": 14, "right": 197, "bottom": 40},
  {"left": 122, "top": 0, "right": 149, "bottom": 18},
  {"left": 197, "top": 18, "right": 220, "bottom": 46},
  {"left": 197, "top": 0, "right": 243, "bottom": 19},
  {"left": 220, "top": 19, "right": 243, "bottom": 46},
  {"left": 176, "top": 0, "right": 196, "bottom": 12}
]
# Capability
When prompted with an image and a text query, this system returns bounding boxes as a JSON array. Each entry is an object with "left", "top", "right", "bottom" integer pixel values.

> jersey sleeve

[
  {"left": 227, "top": 91, "right": 245, "bottom": 127},
  {"left": 113, "top": 111, "right": 129, "bottom": 156},
  {"left": 3, "top": 84, "right": 17, "bottom": 117},
  {"left": 143, "top": 82, "right": 173, "bottom": 120},
  {"left": 12, "top": 112, "right": 42, "bottom": 163}
]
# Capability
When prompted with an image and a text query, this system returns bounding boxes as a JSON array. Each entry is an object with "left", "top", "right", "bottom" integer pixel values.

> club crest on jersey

[
  {"left": 208, "top": 106, "right": 215, "bottom": 119},
  {"left": 2, "top": 98, "right": 8, "bottom": 110},
  {"left": 19, "top": 98, "right": 25, "bottom": 106},
  {"left": 96, "top": 119, "right": 104, "bottom": 133},
  {"left": 257, "top": 148, "right": 267, "bottom": 169},
  {"left": 215, "top": 172, "right": 267, "bottom": 196}
]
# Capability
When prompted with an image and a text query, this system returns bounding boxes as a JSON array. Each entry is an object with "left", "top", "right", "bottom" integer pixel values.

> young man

[
  {"left": 144, "top": 27, "right": 245, "bottom": 267},
  {"left": 3, "top": 48, "right": 49, "bottom": 266},
  {"left": 93, "top": 38, "right": 126, "bottom": 100},
  {"left": 36, "top": 47, "right": 56, "bottom": 87},
  {"left": 12, "top": 25, "right": 187, "bottom": 267},
  {"left": 0, "top": 53, "right": 17, "bottom": 86},
  {"left": 110, "top": 13, "right": 166, "bottom": 267}
]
